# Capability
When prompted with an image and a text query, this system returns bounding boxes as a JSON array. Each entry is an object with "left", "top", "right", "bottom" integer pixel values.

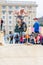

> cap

[{"left": 33, "top": 18, "right": 38, "bottom": 20}]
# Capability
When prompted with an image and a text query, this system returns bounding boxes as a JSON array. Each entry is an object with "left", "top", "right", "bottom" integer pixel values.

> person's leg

[
  {"left": 41, "top": 38, "right": 43, "bottom": 45},
  {"left": 10, "top": 40, "right": 12, "bottom": 44},
  {"left": 10, "top": 41, "right": 12, "bottom": 44},
  {"left": 10, "top": 39, "right": 13, "bottom": 44},
  {"left": 15, "top": 40, "right": 18, "bottom": 44},
  {"left": 15, "top": 40, "right": 16, "bottom": 43},
  {"left": 28, "top": 38, "right": 30, "bottom": 42},
  {"left": 12, "top": 40, "right": 13, "bottom": 44},
  {"left": 20, "top": 41, "right": 22, "bottom": 44},
  {"left": 16, "top": 40, "right": 18, "bottom": 43},
  {"left": 1, "top": 24, "right": 2, "bottom": 31},
  {"left": 10, "top": 40, "right": 11, "bottom": 44}
]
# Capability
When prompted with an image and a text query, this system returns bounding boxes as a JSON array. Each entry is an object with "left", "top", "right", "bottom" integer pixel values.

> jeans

[
  {"left": 10, "top": 40, "right": 13, "bottom": 44},
  {"left": 31, "top": 39, "right": 35, "bottom": 44},
  {"left": 0, "top": 24, "right": 2, "bottom": 31}
]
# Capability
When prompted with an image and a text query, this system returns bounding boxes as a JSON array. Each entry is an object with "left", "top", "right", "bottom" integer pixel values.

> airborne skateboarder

[{"left": 15, "top": 16, "right": 27, "bottom": 34}]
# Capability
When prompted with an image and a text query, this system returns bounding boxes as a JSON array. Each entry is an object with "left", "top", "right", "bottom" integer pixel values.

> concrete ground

[
  {"left": 0, "top": 27, "right": 43, "bottom": 65},
  {"left": 0, "top": 44, "right": 43, "bottom": 65}
]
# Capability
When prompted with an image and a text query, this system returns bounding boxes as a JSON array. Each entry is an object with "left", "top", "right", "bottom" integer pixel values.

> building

[
  {"left": 38, "top": 17, "right": 43, "bottom": 26},
  {"left": 0, "top": 0, "right": 37, "bottom": 34}
]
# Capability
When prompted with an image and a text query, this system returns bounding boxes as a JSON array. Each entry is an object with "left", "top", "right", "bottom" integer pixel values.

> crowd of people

[
  {"left": 4, "top": 32, "right": 43, "bottom": 45},
  {"left": 0, "top": 16, "right": 43, "bottom": 45}
]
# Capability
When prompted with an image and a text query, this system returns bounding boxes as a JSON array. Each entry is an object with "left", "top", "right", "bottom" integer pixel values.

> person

[
  {"left": 15, "top": 34, "right": 19, "bottom": 43},
  {"left": 30, "top": 35, "right": 35, "bottom": 44},
  {"left": 34, "top": 34, "right": 40, "bottom": 44},
  {"left": 14, "top": 16, "right": 27, "bottom": 34},
  {"left": 20, "top": 35, "right": 24, "bottom": 44},
  {"left": 0, "top": 19, "right": 3, "bottom": 31},
  {"left": 37, "top": 34, "right": 40, "bottom": 44},
  {"left": 31, "top": 32, "right": 34, "bottom": 36},
  {"left": 40, "top": 34, "right": 43, "bottom": 45},
  {"left": 33, "top": 18, "right": 40, "bottom": 37},
  {"left": 25, "top": 34, "right": 30, "bottom": 43},
  {"left": 23, "top": 35, "right": 27, "bottom": 43},
  {"left": 34, "top": 36, "right": 37, "bottom": 44},
  {"left": 9, "top": 31, "right": 13, "bottom": 44}
]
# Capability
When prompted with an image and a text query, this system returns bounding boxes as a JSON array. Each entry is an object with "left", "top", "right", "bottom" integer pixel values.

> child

[
  {"left": 40, "top": 34, "right": 43, "bottom": 45},
  {"left": 20, "top": 36, "right": 24, "bottom": 44},
  {"left": 10, "top": 34, "right": 13, "bottom": 44},
  {"left": 30, "top": 35, "right": 35, "bottom": 44},
  {"left": 34, "top": 36, "right": 37, "bottom": 44},
  {"left": 15, "top": 34, "right": 19, "bottom": 43}
]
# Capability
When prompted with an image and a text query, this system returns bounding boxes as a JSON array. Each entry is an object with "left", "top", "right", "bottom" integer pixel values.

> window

[
  {"left": 16, "top": 6, "right": 19, "bottom": 9},
  {"left": 9, "top": 21, "right": 12, "bottom": 24},
  {"left": 9, "top": 11, "right": 12, "bottom": 14},
  {"left": 2, "top": 11, "right": 6, "bottom": 14},
  {"left": 9, "top": 6, "right": 12, "bottom": 9},
  {"left": 9, "top": 16, "right": 12, "bottom": 19},
  {"left": 2, "top": 6, "right": 6, "bottom": 9},
  {"left": 2, "top": 16, "right": 5, "bottom": 19}
]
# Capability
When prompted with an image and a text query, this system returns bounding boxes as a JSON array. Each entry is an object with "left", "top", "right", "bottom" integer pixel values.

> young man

[
  {"left": 33, "top": 18, "right": 40, "bottom": 33},
  {"left": 33, "top": 18, "right": 40, "bottom": 38},
  {"left": 14, "top": 16, "right": 27, "bottom": 33}
]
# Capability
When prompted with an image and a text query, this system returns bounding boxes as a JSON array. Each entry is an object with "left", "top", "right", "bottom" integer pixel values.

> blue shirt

[{"left": 33, "top": 21, "right": 40, "bottom": 33}]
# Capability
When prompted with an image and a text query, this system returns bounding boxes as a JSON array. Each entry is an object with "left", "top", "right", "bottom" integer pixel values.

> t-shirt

[{"left": 33, "top": 21, "right": 40, "bottom": 33}]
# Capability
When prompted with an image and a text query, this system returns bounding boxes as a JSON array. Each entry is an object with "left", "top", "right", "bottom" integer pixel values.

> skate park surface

[
  {"left": 0, "top": 27, "right": 43, "bottom": 65},
  {"left": 0, "top": 44, "right": 43, "bottom": 65}
]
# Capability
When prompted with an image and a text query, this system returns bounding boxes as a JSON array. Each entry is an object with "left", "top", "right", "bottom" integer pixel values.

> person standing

[
  {"left": 9, "top": 31, "right": 13, "bottom": 44},
  {"left": 0, "top": 19, "right": 3, "bottom": 31},
  {"left": 15, "top": 34, "right": 19, "bottom": 43},
  {"left": 20, "top": 35, "right": 24, "bottom": 44},
  {"left": 33, "top": 18, "right": 40, "bottom": 37},
  {"left": 33, "top": 18, "right": 40, "bottom": 33}
]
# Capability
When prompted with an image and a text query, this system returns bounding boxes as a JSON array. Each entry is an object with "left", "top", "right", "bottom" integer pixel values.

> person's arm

[
  {"left": 23, "top": 22, "right": 27, "bottom": 32},
  {"left": 33, "top": 23, "right": 35, "bottom": 27}
]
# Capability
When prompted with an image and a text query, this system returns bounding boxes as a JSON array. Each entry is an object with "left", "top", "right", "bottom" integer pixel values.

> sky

[{"left": 7, "top": 0, "right": 43, "bottom": 18}]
